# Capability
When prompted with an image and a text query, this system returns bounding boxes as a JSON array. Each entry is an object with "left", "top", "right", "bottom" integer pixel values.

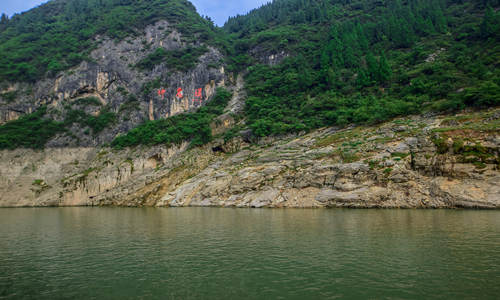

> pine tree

[
  {"left": 480, "top": 6, "right": 498, "bottom": 38},
  {"left": 0, "top": 13, "right": 8, "bottom": 25},
  {"left": 394, "top": 18, "right": 415, "bottom": 48},
  {"left": 0, "top": 13, "right": 8, "bottom": 32},
  {"left": 320, "top": 49, "right": 330, "bottom": 71},
  {"left": 378, "top": 53, "right": 392, "bottom": 83},
  {"left": 326, "top": 27, "right": 344, "bottom": 69},
  {"left": 366, "top": 52, "right": 378, "bottom": 82},
  {"left": 434, "top": 9, "right": 447, "bottom": 33},
  {"left": 355, "top": 23, "right": 369, "bottom": 51},
  {"left": 356, "top": 68, "right": 370, "bottom": 87},
  {"left": 327, "top": 67, "right": 338, "bottom": 89},
  {"left": 343, "top": 45, "right": 358, "bottom": 68}
]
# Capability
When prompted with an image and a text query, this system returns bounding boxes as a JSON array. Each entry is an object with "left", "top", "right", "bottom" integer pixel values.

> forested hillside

[
  {"left": 0, "top": 0, "right": 499, "bottom": 150},
  {"left": 0, "top": 0, "right": 499, "bottom": 209},
  {"left": 225, "top": 0, "right": 500, "bottom": 136},
  {"left": 0, "top": 0, "right": 225, "bottom": 82},
  {"left": 0, "top": 0, "right": 231, "bottom": 150}
]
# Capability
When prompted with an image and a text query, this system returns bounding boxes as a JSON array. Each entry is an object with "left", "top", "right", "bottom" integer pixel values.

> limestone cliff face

[
  {"left": 1, "top": 108, "right": 498, "bottom": 208},
  {"left": 0, "top": 20, "right": 228, "bottom": 146},
  {"left": 153, "top": 109, "right": 499, "bottom": 209}
]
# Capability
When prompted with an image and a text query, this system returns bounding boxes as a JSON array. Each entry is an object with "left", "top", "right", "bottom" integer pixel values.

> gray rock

[
  {"left": 393, "top": 125, "right": 408, "bottom": 132},
  {"left": 384, "top": 160, "right": 396, "bottom": 167},
  {"left": 405, "top": 137, "right": 419, "bottom": 149},
  {"left": 315, "top": 188, "right": 366, "bottom": 204},
  {"left": 392, "top": 142, "right": 410, "bottom": 153},
  {"left": 1, "top": 20, "right": 228, "bottom": 147}
]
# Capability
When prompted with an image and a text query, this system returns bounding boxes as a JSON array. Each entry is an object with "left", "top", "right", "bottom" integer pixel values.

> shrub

[
  {"left": 64, "top": 107, "right": 117, "bottom": 134},
  {"left": 136, "top": 46, "right": 208, "bottom": 72},
  {"left": 0, "top": 91, "right": 17, "bottom": 102},
  {"left": 74, "top": 97, "right": 102, "bottom": 107},
  {"left": 0, "top": 107, "right": 65, "bottom": 149},
  {"left": 432, "top": 137, "right": 449, "bottom": 154}
]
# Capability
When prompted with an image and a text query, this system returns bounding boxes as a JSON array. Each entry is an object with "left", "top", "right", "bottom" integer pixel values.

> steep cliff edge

[
  {"left": 0, "top": 0, "right": 230, "bottom": 147},
  {"left": 1, "top": 108, "right": 498, "bottom": 208}
]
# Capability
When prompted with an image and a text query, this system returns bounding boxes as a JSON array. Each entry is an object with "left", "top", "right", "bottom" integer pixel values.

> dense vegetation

[
  {"left": 0, "top": 0, "right": 224, "bottom": 82},
  {"left": 111, "top": 88, "right": 232, "bottom": 149},
  {"left": 0, "top": 0, "right": 499, "bottom": 149},
  {"left": 0, "top": 107, "right": 64, "bottom": 149},
  {"left": 225, "top": 0, "right": 500, "bottom": 136},
  {"left": 136, "top": 46, "right": 208, "bottom": 71},
  {"left": 0, "top": 97, "right": 117, "bottom": 149},
  {"left": 64, "top": 107, "right": 117, "bottom": 135}
]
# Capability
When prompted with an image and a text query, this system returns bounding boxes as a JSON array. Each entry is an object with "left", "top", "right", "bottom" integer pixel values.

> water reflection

[{"left": 1, "top": 208, "right": 499, "bottom": 299}]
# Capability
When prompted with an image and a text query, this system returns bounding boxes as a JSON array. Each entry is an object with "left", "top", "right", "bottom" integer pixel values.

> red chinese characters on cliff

[
  {"left": 176, "top": 88, "right": 184, "bottom": 99},
  {"left": 157, "top": 89, "right": 166, "bottom": 99},
  {"left": 158, "top": 87, "right": 203, "bottom": 103},
  {"left": 193, "top": 88, "right": 202, "bottom": 104}
]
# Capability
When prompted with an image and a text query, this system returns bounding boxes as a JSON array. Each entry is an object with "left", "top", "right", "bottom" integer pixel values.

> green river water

[{"left": 1, "top": 208, "right": 499, "bottom": 299}]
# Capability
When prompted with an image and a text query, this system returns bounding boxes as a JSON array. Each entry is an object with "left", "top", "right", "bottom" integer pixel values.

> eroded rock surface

[
  {"left": 1, "top": 108, "right": 498, "bottom": 208},
  {"left": 0, "top": 20, "right": 228, "bottom": 147}
]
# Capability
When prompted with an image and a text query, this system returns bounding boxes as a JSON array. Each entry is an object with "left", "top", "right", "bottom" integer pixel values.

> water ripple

[{"left": 0, "top": 208, "right": 499, "bottom": 299}]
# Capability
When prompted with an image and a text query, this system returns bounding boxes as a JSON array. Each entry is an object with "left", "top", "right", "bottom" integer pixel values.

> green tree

[
  {"left": 378, "top": 53, "right": 392, "bottom": 83},
  {"left": 356, "top": 24, "right": 369, "bottom": 51},
  {"left": 0, "top": 13, "right": 8, "bottom": 25},
  {"left": 0, "top": 13, "right": 8, "bottom": 32},
  {"left": 366, "top": 52, "right": 378, "bottom": 83},
  {"left": 395, "top": 19, "right": 415, "bottom": 47},
  {"left": 356, "top": 68, "right": 370, "bottom": 87},
  {"left": 343, "top": 45, "right": 358, "bottom": 68},
  {"left": 480, "top": 6, "right": 498, "bottom": 38}
]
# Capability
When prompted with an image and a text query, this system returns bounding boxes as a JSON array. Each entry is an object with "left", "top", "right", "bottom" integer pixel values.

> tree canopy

[{"left": 0, "top": 0, "right": 225, "bottom": 82}]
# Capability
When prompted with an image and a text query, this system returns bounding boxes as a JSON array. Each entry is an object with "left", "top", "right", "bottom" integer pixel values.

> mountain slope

[
  {"left": 0, "top": 0, "right": 225, "bottom": 82},
  {"left": 225, "top": 0, "right": 500, "bottom": 136},
  {"left": 0, "top": 0, "right": 231, "bottom": 149},
  {"left": 1, "top": 0, "right": 499, "bottom": 149},
  {"left": 0, "top": 0, "right": 498, "bottom": 208}
]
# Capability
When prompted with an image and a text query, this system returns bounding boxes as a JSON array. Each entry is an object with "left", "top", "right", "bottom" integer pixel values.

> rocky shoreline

[{"left": 1, "top": 108, "right": 498, "bottom": 209}]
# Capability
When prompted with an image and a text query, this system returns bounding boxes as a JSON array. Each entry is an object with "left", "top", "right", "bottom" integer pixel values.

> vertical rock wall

[{"left": 0, "top": 20, "right": 229, "bottom": 147}]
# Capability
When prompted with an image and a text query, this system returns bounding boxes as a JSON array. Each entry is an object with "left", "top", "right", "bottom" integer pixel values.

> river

[{"left": 1, "top": 208, "right": 499, "bottom": 299}]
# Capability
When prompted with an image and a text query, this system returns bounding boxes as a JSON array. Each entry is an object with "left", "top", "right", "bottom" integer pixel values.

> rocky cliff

[
  {"left": 1, "top": 107, "right": 498, "bottom": 208},
  {"left": 0, "top": 19, "right": 228, "bottom": 147},
  {"left": 1, "top": 0, "right": 499, "bottom": 209}
]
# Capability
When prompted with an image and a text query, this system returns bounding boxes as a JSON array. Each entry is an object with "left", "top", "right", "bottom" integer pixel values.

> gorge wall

[
  {"left": 0, "top": 20, "right": 228, "bottom": 147},
  {"left": 1, "top": 0, "right": 499, "bottom": 209},
  {"left": 1, "top": 108, "right": 498, "bottom": 208}
]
